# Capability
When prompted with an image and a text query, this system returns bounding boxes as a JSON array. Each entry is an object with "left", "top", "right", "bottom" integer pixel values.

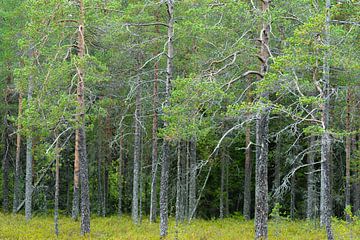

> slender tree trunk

[
  {"left": 2, "top": 80, "right": 11, "bottom": 213},
  {"left": 150, "top": 53, "right": 159, "bottom": 223},
  {"left": 25, "top": 72, "right": 34, "bottom": 221},
  {"left": 132, "top": 75, "right": 142, "bottom": 224},
  {"left": 220, "top": 149, "right": 225, "bottom": 219},
  {"left": 176, "top": 142, "right": 182, "bottom": 223},
  {"left": 76, "top": 0, "right": 90, "bottom": 234},
  {"left": 66, "top": 145, "right": 70, "bottom": 215},
  {"left": 307, "top": 136, "right": 316, "bottom": 220},
  {"left": 54, "top": 136, "right": 60, "bottom": 236},
  {"left": 118, "top": 131, "right": 124, "bottom": 217},
  {"left": 97, "top": 126, "right": 103, "bottom": 216},
  {"left": 13, "top": 93, "right": 23, "bottom": 213},
  {"left": 345, "top": 88, "right": 351, "bottom": 221},
  {"left": 319, "top": 1, "right": 334, "bottom": 239},
  {"left": 273, "top": 139, "right": 281, "bottom": 201},
  {"left": 243, "top": 124, "right": 252, "bottom": 220},
  {"left": 290, "top": 173, "right": 296, "bottom": 219},
  {"left": 189, "top": 138, "right": 197, "bottom": 220},
  {"left": 255, "top": 0, "right": 270, "bottom": 239},
  {"left": 160, "top": 1, "right": 174, "bottom": 237}
]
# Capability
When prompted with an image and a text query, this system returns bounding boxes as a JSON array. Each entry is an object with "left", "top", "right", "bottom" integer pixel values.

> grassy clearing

[{"left": 0, "top": 213, "right": 359, "bottom": 239}]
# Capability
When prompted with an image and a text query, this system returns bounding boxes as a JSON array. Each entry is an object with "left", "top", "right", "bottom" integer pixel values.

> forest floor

[{"left": 0, "top": 213, "right": 359, "bottom": 239}]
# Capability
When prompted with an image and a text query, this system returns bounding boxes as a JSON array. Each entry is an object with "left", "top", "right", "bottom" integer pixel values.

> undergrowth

[{"left": 0, "top": 213, "right": 359, "bottom": 239}]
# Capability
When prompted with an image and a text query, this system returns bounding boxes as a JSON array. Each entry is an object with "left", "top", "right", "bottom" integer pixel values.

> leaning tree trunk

[
  {"left": 319, "top": 1, "right": 334, "bottom": 239},
  {"left": 76, "top": 0, "right": 90, "bottom": 234},
  {"left": 159, "top": 1, "right": 174, "bottom": 237},
  {"left": 307, "top": 136, "right": 316, "bottom": 220},
  {"left": 345, "top": 88, "right": 351, "bottom": 221},
  {"left": 255, "top": 0, "right": 271, "bottom": 239},
  {"left": 132, "top": 75, "right": 142, "bottom": 224},
  {"left": 13, "top": 93, "right": 23, "bottom": 213}
]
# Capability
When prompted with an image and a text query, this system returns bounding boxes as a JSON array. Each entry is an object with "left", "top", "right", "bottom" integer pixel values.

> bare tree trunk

[
  {"left": 2, "top": 79, "right": 11, "bottom": 213},
  {"left": 118, "top": 131, "right": 124, "bottom": 217},
  {"left": 220, "top": 149, "right": 225, "bottom": 219},
  {"left": 189, "top": 138, "right": 197, "bottom": 220},
  {"left": 77, "top": 0, "right": 90, "bottom": 234},
  {"left": 132, "top": 75, "right": 142, "bottom": 224},
  {"left": 25, "top": 73, "right": 34, "bottom": 221},
  {"left": 176, "top": 142, "right": 181, "bottom": 223},
  {"left": 150, "top": 16, "right": 160, "bottom": 223},
  {"left": 160, "top": 1, "right": 174, "bottom": 237},
  {"left": 96, "top": 121, "right": 103, "bottom": 216},
  {"left": 243, "top": 124, "right": 252, "bottom": 220},
  {"left": 345, "top": 88, "right": 351, "bottom": 221},
  {"left": 255, "top": 0, "right": 270, "bottom": 238},
  {"left": 290, "top": 173, "right": 296, "bottom": 219},
  {"left": 65, "top": 146, "right": 70, "bottom": 215},
  {"left": 54, "top": 136, "right": 60, "bottom": 236},
  {"left": 307, "top": 136, "right": 316, "bottom": 220},
  {"left": 13, "top": 94, "right": 22, "bottom": 213},
  {"left": 319, "top": 1, "right": 334, "bottom": 239}
]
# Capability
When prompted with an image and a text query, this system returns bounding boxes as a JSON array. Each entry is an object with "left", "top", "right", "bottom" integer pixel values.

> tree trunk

[
  {"left": 132, "top": 75, "right": 142, "bottom": 224},
  {"left": 77, "top": 0, "right": 90, "bottom": 234},
  {"left": 189, "top": 138, "right": 197, "bottom": 220},
  {"left": 97, "top": 126, "right": 103, "bottom": 216},
  {"left": 54, "top": 136, "right": 60, "bottom": 236},
  {"left": 319, "top": 1, "right": 334, "bottom": 239},
  {"left": 118, "top": 131, "right": 124, "bottom": 217},
  {"left": 160, "top": 1, "right": 174, "bottom": 237},
  {"left": 220, "top": 149, "right": 225, "bottom": 219},
  {"left": 25, "top": 73, "right": 34, "bottom": 221},
  {"left": 176, "top": 142, "right": 182, "bottom": 223},
  {"left": 345, "top": 88, "right": 351, "bottom": 221},
  {"left": 307, "top": 136, "right": 316, "bottom": 220},
  {"left": 243, "top": 124, "right": 252, "bottom": 220},
  {"left": 2, "top": 79, "right": 11, "bottom": 213},
  {"left": 255, "top": 0, "right": 270, "bottom": 239},
  {"left": 66, "top": 145, "right": 71, "bottom": 215},
  {"left": 13, "top": 93, "right": 23, "bottom": 213},
  {"left": 150, "top": 53, "right": 159, "bottom": 223},
  {"left": 290, "top": 173, "right": 296, "bottom": 219}
]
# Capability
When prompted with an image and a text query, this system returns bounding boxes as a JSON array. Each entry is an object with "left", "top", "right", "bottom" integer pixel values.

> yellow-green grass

[{"left": 0, "top": 213, "right": 359, "bottom": 239}]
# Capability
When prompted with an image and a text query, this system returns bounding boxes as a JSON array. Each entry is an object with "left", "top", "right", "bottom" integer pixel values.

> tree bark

[
  {"left": 54, "top": 135, "right": 60, "bottom": 236},
  {"left": 118, "top": 130, "right": 124, "bottom": 217},
  {"left": 13, "top": 93, "right": 22, "bottom": 213},
  {"left": 77, "top": 0, "right": 90, "bottom": 234},
  {"left": 12, "top": 93, "right": 22, "bottom": 213},
  {"left": 132, "top": 75, "right": 142, "bottom": 224},
  {"left": 255, "top": 0, "right": 270, "bottom": 239},
  {"left": 243, "top": 124, "right": 252, "bottom": 220},
  {"left": 345, "top": 88, "right": 351, "bottom": 221},
  {"left": 319, "top": 1, "right": 334, "bottom": 239},
  {"left": 189, "top": 138, "right": 197, "bottom": 220},
  {"left": 220, "top": 149, "right": 225, "bottom": 219},
  {"left": 25, "top": 72, "right": 34, "bottom": 221},
  {"left": 307, "top": 136, "right": 316, "bottom": 220},
  {"left": 96, "top": 124, "right": 103, "bottom": 216},
  {"left": 160, "top": 1, "right": 174, "bottom": 237},
  {"left": 2, "top": 78, "right": 11, "bottom": 213},
  {"left": 150, "top": 53, "right": 159, "bottom": 223}
]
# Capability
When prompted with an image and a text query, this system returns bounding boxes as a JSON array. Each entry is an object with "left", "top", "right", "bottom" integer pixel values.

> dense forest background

[{"left": 0, "top": 0, "right": 359, "bottom": 239}]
